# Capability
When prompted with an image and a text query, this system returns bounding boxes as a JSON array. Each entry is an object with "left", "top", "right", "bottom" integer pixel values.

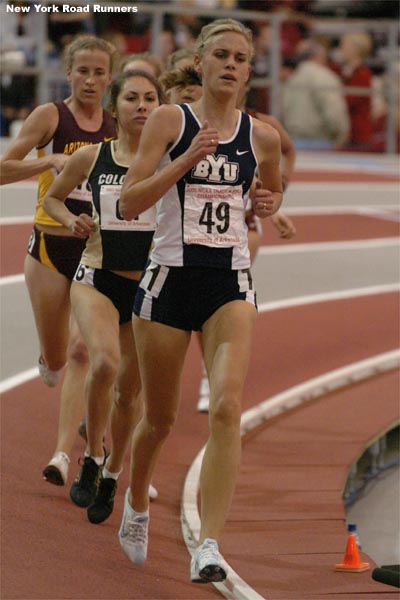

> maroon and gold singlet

[{"left": 35, "top": 101, "right": 116, "bottom": 227}]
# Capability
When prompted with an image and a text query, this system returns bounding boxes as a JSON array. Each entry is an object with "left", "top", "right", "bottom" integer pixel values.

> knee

[
  {"left": 144, "top": 410, "right": 177, "bottom": 441},
  {"left": 210, "top": 391, "right": 242, "bottom": 431},
  {"left": 67, "top": 336, "right": 88, "bottom": 366},
  {"left": 114, "top": 380, "right": 142, "bottom": 409},
  {"left": 90, "top": 352, "right": 119, "bottom": 386}
]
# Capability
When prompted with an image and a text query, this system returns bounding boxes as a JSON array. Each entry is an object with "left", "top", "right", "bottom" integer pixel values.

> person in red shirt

[{"left": 337, "top": 32, "right": 374, "bottom": 150}]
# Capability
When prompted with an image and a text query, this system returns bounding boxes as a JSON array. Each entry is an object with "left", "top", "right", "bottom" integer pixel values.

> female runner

[
  {"left": 118, "top": 19, "right": 283, "bottom": 582},
  {"left": 42, "top": 70, "right": 165, "bottom": 521},
  {"left": 0, "top": 36, "right": 116, "bottom": 485}
]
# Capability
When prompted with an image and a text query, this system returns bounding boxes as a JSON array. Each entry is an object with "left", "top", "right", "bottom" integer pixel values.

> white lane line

[
  {"left": 286, "top": 182, "right": 398, "bottom": 191},
  {"left": 181, "top": 349, "right": 400, "bottom": 600},
  {"left": 0, "top": 367, "right": 39, "bottom": 395},
  {"left": 258, "top": 237, "right": 399, "bottom": 255},
  {"left": 283, "top": 205, "right": 398, "bottom": 215},
  {"left": 0, "top": 216, "right": 33, "bottom": 225},
  {"left": 258, "top": 283, "right": 399, "bottom": 313},
  {"left": 0, "top": 274, "right": 25, "bottom": 286}
]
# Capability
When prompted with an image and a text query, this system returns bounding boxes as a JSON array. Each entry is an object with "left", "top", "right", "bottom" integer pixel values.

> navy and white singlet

[{"left": 150, "top": 104, "right": 258, "bottom": 270}]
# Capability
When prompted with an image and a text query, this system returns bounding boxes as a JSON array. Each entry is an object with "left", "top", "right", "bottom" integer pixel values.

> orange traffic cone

[{"left": 335, "top": 534, "right": 370, "bottom": 572}]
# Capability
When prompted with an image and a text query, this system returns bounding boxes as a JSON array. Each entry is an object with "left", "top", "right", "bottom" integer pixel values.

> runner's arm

[
  {"left": 0, "top": 104, "right": 67, "bottom": 185},
  {"left": 42, "top": 145, "right": 97, "bottom": 237},
  {"left": 120, "top": 105, "right": 218, "bottom": 220}
]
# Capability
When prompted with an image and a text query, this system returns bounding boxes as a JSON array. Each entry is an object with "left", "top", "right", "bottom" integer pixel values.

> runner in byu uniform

[
  {"left": 118, "top": 19, "right": 283, "bottom": 581},
  {"left": 42, "top": 70, "right": 165, "bottom": 522}
]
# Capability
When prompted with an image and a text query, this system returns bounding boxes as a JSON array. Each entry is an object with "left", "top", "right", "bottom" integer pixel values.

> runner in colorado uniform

[
  {"left": 117, "top": 19, "right": 283, "bottom": 582},
  {"left": 42, "top": 70, "right": 165, "bottom": 521}
]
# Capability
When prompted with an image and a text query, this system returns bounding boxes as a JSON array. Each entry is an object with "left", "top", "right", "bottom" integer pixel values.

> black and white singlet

[{"left": 82, "top": 141, "right": 156, "bottom": 271}]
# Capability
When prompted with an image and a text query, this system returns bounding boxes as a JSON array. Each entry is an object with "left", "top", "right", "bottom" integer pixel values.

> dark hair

[
  {"left": 160, "top": 66, "right": 202, "bottom": 93},
  {"left": 108, "top": 69, "right": 167, "bottom": 113}
]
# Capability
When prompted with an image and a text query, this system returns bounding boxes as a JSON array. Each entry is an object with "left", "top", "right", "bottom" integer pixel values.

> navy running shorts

[
  {"left": 27, "top": 225, "right": 86, "bottom": 280},
  {"left": 74, "top": 264, "right": 139, "bottom": 325},
  {"left": 133, "top": 262, "right": 257, "bottom": 331}
]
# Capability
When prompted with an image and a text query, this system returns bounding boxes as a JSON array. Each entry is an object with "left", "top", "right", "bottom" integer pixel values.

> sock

[
  {"left": 103, "top": 467, "right": 121, "bottom": 480},
  {"left": 127, "top": 491, "right": 149, "bottom": 518},
  {"left": 84, "top": 451, "right": 104, "bottom": 466}
]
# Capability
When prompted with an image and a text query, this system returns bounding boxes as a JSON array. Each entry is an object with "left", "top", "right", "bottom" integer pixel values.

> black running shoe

[
  {"left": 70, "top": 457, "right": 102, "bottom": 508},
  {"left": 87, "top": 477, "right": 117, "bottom": 524}
]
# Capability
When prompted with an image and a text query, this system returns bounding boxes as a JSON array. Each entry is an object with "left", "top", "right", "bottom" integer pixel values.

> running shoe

[
  {"left": 119, "top": 488, "right": 149, "bottom": 565},
  {"left": 70, "top": 456, "right": 102, "bottom": 508},
  {"left": 197, "top": 373, "right": 210, "bottom": 412},
  {"left": 148, "top": 483, "right": 158, "bottom": 500},
  {"left": 43, "top": 451, "right": 70, "bottom": 486},
  {"left": 87, "top": 477, "right": 117, "bottom": 524},
  {"left": 190, "top": 538, "right": 227, "bottom": 583},
  {"left": 38, "top": 355, "right": 62, "bottom": 388}
]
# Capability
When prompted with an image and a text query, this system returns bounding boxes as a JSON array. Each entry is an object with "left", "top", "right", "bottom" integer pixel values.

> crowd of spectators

[{"left": 1, "top": 0, "right": 399, "bottom": 151}]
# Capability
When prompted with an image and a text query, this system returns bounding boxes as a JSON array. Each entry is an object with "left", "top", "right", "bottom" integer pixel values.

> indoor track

[{"left": 1, "top": 152, "right": 399, "bottom": 599}]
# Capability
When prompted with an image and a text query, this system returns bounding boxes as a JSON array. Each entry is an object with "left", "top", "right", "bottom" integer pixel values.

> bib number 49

[{"left": 199, "top": 201, "right": 230, "bottom": 234}]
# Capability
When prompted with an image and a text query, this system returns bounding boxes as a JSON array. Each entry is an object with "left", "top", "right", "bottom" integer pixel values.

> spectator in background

[
  {"left": 334, "top": 32, "right": 374, "bottom": 151},
  {"left": 48, "top": 8, "right": 94, "bottom": 56},
  {"left": 282, "top": 39, "right": 350, "bottom": 149},
  {"left": 246, "top": 22, "right": 270, "bottom": 112},
  {"left": 157, "top": 29, "right": 178, "bottom": 69},
  {"left": 0, "top": 0, "right": 38, "bottom": 135}
]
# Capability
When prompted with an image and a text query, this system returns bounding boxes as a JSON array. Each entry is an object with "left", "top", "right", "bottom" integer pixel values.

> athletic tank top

[
  {"left": 82, "top": 141, "right": 156, "bottom": 270},
  {"left": 35, "top": 101, "right": 116, "bottom": 227},
  {"left": 151, "top": 104, "right": 258, "bottom": 269}
]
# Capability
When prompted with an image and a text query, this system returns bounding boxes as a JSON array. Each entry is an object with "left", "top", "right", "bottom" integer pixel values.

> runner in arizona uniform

[{"left": 0, "top": 35, "right": 116, "bottom": 487}]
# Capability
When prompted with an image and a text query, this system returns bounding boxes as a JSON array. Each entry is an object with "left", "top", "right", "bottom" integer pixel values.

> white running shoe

[
  {"left": 197, "top": 374, "right": 210, "bottom": 413},
  {"left": 148, "top": 483, "right": 158, "bottom": 500},
  {"left": 197, "top": 395, "right": 210, "bottom": 412},
  {"left": 190, "top": 538, "right": 227, "bottom": 583},
  {"left": 119, "top": 488, "right": 149, "bottom": 565},
  {"left": 43, "top": 452, "right": 70, "bottom": 486},
  {"left": 38, "top": 356, "right": 62, "bottom": 388}
]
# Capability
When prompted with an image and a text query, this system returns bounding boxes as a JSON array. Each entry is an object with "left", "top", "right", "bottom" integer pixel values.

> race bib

[
  {"left": 69, "top": 178, "right": 93, "bottom": 203},
  {"left": 183, "top": 183, "right": 245, "bottom": 247},
  {"left": 99, "top": 185, "right": 156, "bottom": 231}
]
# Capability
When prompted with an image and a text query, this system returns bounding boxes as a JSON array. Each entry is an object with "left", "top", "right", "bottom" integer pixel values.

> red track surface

[{"left": 1, "top": 177, "right": 399, "bottom": 598}]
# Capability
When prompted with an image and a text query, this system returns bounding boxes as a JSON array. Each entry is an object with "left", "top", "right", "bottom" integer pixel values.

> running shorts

[
  {"left": 27, "top": 225, "right": 86, "bottom": 280},
  {"left": 134, "top": 262, "right": 257, "bottom": 331},
  {"left": 74, "top": 264, "right": 139, "bottom": 325}
]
